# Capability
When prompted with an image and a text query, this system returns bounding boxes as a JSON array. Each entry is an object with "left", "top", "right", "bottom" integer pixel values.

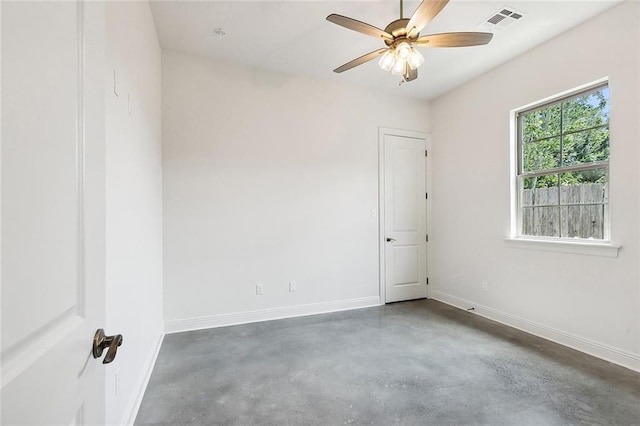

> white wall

[
  {"left": 105, "top": 2, "right": 163, "bottom": 424},
  {"left": 430, "top": 1, "right": 640, "bottom": 371},
  {"left": 162, "top": 50, "right": 430, "bottom": 328}
]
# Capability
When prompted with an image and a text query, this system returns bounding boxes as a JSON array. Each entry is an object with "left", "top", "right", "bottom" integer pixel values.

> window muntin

[{"left": 516, "top": 84, "right": 610, "bottom": 240}]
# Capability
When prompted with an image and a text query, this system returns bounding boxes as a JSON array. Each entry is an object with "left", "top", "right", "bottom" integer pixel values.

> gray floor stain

[{"left": 136, "top": 300, "right": 640, "bottom": 425}]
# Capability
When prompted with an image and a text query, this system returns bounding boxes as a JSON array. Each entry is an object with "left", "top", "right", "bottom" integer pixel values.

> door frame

[{"left": 378, "top": 127, "right": 432, "bottom": 304}]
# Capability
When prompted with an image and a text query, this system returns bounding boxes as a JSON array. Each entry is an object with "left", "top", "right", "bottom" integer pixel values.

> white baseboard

[
  {"left": 121, "top": 329, "right": 165, "bottom": 426},
  {"left": 430, "top": 290, "right": 640, "bottom": 373},
  {"left": 165, "top": 296, "right": 382, "bottom": 334}
]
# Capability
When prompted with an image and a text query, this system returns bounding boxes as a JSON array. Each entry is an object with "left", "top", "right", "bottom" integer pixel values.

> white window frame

[{"left": 506, "top": 78, "right": 620, "bottom": 257}]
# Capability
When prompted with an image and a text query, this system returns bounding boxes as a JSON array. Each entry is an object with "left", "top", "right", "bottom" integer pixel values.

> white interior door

[
  {"left": 381, "top": 130, "right": 428, "bottom": 303},
  {"left": 1, "top": 2, "right": 107, "bottom": 424}
]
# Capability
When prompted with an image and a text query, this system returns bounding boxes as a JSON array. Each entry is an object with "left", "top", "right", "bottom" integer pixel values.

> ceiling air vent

[{"left": 478, "top": 6, "right": 526, "bottom": 32}]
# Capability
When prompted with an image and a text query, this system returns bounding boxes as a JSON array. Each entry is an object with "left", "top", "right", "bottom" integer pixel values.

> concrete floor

[{"left": 136, "top": 300, "right": 640, "bottom": 425}]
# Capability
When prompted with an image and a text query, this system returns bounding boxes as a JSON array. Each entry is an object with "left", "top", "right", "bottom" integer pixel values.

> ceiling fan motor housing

[{"left": 383, "top": 19, "right": 418, "bottom": 46}]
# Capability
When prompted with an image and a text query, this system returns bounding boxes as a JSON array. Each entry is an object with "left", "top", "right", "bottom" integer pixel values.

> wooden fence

[{"left": 522, "top": 183, "right": 607, "bottom": 239}]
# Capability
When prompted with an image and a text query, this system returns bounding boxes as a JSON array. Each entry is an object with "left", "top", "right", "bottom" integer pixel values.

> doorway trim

[{"left": 378, "top": 127, "right": 432, "bottom": 304}]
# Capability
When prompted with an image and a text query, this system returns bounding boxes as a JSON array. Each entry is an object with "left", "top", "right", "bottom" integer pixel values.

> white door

[
  {"left": 381, "top": 130, "right": 428, "bottom": 303},
  {"left": 1, "top": 2, "right": 107, "bottom": 424}
]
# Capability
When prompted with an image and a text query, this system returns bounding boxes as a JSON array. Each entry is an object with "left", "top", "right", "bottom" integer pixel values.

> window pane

[
  {"left": 522, "top": 175, "right": 558, "bottom": 206},
  {"left": 559, "top": 168, "right": 608, "bottom": 239},
  {"left": 562, "top": 87, "right": 610, "bottom": 133},
  {"left": 522, "top": 206, "right": 560, "bottom": 237},
  {"left": 522, "top": 103, "right": 561, "bottom": 142},
  {"left": 560, "top": 168, "right": 607, "bottom": 201},
  {"left": 522, "top": 137, "right": 560, "bottom": 172},
  {"left": 562, "top": 128, "right": 609, "bottom": 166},
  {"left": 560, "top": 205, "right": 605, "bottom": 239},
  {"left": 521, "top": 174, "right": 560, "bottom": 237}
]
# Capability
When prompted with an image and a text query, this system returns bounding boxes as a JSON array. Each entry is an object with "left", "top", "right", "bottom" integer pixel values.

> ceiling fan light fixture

[
  {"left": 407, "top": 48, "right": 425, "bottom": 70},
  {"left": 395, "top": 42, "right": 412, "bottom": 60},
  {"left": 391, "top": 58, "right": 407, "bottom": 75},
  {"left": 378, "top": 49, "right": 396, "bottom": 71}
]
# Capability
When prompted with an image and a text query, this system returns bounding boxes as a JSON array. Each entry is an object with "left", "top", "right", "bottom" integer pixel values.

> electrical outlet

[
  {"left": 289, "top": 281, "right": 296, "bottom": 292},
  {"left": 482, "top": 281, "right": 489, "bottom": 292},
  {"left": 256, "top": 283, "right": 264, "bottom": 295}
]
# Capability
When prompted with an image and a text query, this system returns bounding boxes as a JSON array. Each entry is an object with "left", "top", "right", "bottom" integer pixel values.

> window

[{"left": 516, "top": 82, "right": 610, "bottom": 240}]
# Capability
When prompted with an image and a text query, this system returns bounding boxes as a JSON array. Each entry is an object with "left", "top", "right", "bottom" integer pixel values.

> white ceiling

[{"left": 149, "top": 0, "right": 620, "bottom": 100}]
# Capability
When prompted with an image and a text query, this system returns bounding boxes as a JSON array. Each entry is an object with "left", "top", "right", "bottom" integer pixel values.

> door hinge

[
  {"left": 426, "top": 234, "right": 429, "bottom": 242},
  {"left": 425, "top": 150, "right": 428, "bottom": 157},
  {"left": 426, "top": 278, "right": 429, "bottom": 285},
  {"left": 425, "top": 192, "right": 428, "bottom": 199}
]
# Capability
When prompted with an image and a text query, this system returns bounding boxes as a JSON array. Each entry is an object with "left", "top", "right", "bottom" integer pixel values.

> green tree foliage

[{"left": 521, "top": 87, "right": 609, "bottom": 189}]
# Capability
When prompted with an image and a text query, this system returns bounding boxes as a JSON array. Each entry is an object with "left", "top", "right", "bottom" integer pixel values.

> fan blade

[
  {"left": 327, "top": 14, "right": 393, "bottom": 41},
  {"left": 406, "top": 0, "right": 449, "bottom": 38},
  {"left": 413, "top": 32, "right": 493, "bottom": 48},
  {"left": 333, "top": 48, "right": 388, "bottom": 73},
  {"left": 405, "top": 67, "right": 418, "bottom": 82}
]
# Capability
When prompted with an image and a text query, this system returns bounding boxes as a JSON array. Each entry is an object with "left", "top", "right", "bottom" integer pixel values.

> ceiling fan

[{"left": 326, "top": 0, "right": 493, "bottom": 83}]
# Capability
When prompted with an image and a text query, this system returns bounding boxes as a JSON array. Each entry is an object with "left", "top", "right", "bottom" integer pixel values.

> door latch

[{"left": 93, "top": 329, "right": 123, "bottom": 364}]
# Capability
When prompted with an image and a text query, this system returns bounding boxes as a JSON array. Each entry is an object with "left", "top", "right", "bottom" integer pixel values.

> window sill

[{"left": 504, "top": 237, "right": 620, "bottom": 258}]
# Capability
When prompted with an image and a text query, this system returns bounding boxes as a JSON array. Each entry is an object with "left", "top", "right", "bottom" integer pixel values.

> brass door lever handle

[{"left": 93, "top": 329, "right": 123, "bottom": 364}]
